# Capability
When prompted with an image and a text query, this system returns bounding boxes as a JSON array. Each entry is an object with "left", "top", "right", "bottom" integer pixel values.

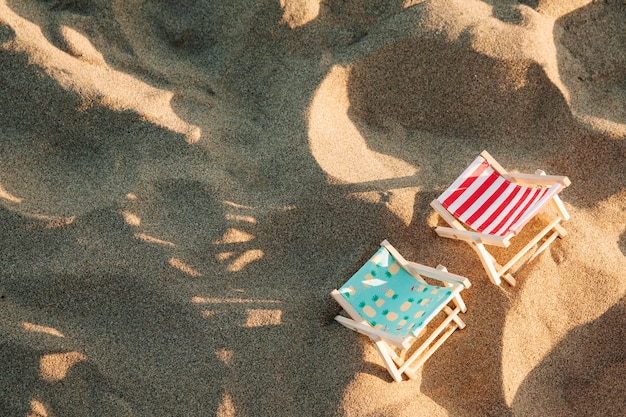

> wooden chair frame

[
  {"left": 331, "top": 240, "right": 470, "bottom": 382},
  {"left": 430, "top": 150, "right": 571, "bottom": 286}
]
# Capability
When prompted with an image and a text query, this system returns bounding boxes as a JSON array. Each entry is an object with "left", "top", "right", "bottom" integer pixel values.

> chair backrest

[
  {"left": 337, "top": 246, "right": 455, "bottom": 338},
  {"left": 437, "top": 156, "right": 563, "bottom": 236}
]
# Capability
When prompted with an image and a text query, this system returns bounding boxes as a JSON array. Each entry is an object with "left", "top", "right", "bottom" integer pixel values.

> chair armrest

[
  {"left": 434, "top": 226, "right": 511, "bottom": 247},
  {"left": 405, "top": 262, "right": 471, "bottom": 289},
  {"left": 380, "top": 240, "right": 471, "bottom": 288},
  {"left": 504, "top": 172, "right": 571, "bottom": 187},
  {"left": 479, "top": 150, "right": 570, "bottom": 187}
]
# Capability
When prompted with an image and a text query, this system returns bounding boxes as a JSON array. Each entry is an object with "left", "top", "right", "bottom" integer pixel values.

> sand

[{"left": 0, "top": 0, "right": 624, "bottom": 416}]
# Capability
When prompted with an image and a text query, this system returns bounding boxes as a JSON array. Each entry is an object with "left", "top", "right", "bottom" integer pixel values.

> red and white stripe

[{"left": 438, "top": 156, "right": 562, "bottom": 236}]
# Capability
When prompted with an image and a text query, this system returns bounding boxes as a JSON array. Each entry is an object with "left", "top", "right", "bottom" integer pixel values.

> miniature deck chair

[
  {"left": 430, "top": 150, "right": 571, "bottom": 286},
  {"left": 331, "top": 240, "right": 470, "bottom": 382}
]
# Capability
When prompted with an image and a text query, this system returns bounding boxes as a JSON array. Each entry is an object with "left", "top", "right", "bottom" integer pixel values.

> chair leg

[
  {"left": 406, "top": 324, "right": 458, "bottom": 377},
  {"left": 398, "top": 306, "right": 462, "bottom": 379},
  {"left": 444, "top": 305, "right": 466, "bottom": 329},
  {"left": 373, "top": 339, "right": 404, "bottom": 383},
  {"left": 528, "top": 230, "right": 560, "bottom": 263},
  {"left": 502, "top": 273, "right": 516, "bottom": 286},
  {"left": 386, "top": 344, "right": 404, "bottom": 367},
  {"left": 500, "top": 217, "right": 565, "bottom": 276},
  {"left": 554, "top": 223, "right": 567, "bottom": 237},
  {"left": 452, "top": 293, "right": 467, "bottom": 313},
  {"left": 436, "top": 265, "right": 468, "bottom": 313},
  {"left": 473, "top": 243, "right": 518, "bottom": 286},
  {"left": 473, "top": 243, "right": 504, "bottom": 286},
  {"left": 550, "top": 195, "right": 570, "bottom": 221},
  {"left": 370, "top": 305, "right": 468, "bottom": 382}
]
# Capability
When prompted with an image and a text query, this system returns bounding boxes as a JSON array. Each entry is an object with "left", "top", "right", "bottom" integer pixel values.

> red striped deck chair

[
  {"left": 430, "top": 151, "right": 571, "bottom": 286},
  {"left": 331, "top": 240, "right": 471, "bottom": 382}
]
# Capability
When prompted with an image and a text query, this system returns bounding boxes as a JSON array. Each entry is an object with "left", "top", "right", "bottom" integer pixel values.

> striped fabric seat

[{"left": 437, "top": 156, "right": 564, "bottom": 237}]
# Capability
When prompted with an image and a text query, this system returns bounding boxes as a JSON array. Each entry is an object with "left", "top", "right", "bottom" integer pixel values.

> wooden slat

[
  {"left": 527, "top": 231, "right": 560, "bottom": 263},
  {"left": 330, "top": 289, "right": 366, "bottom": 325},
  {"left": 550, "top": 194, "right": 571, "bottom": 221},
  {"left": 434, "top": 226, "right": 512, "bottom": 247},
  {"left": 333, "top": 315, "right": 410, "bottom": 349},
  {"left": 381, "top": 240, "right": 471, "bottom": 288},
  {"left": 373, "top": 339, "right": 404, "bottom": 382},
  {"left": 431, "top": 199, "right": 467, "bottom": 231},
  {"left": 398, "top": 306, "right": 461, "bottom": 374},
  {"left": 498, "top": 217, "right": 562, "bottom": 274},
  {"left": 505, "top": 173, "right": 571, "bottom": 187},
  {"left": 406, "top": 324, "right": 458, "bottom": 376},
  {"left": 479, "top": 150, "right": 508, "bottom": 175}
]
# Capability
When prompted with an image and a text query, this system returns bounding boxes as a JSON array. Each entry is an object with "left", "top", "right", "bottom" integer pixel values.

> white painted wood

[
  {"left": 551, "top": 194, "right": 571, "bottom": 221},
  {"left": 381, "top": 240, "right": 471, "bottom": 288},
  {"left": 409, "top": 324, "right": 458, "bottom": 374},
  {"left": 333, "top": 315, "right": 409, "bottom": 348},
  {"left": 505, "top": 173, "right": 571, "bottom": 187},
  {"left": 431, "top": 151, "right": 571, "bottom": 286},
  {"left": 332, "top": 242, "right": 470, "bottom": 382},
  {"left": 473, "top": 243, "right": 503, "bottom": 285},
  {"left": 398, "top": 306, "right": 461, "bottom": 375},
  {"left": 499, "top": 217, "right": 562, "bottom": 274},
  {"left": 434, "top": 226, "right": 512, "bottom": 247},
  {"left": 374, "top": 339, "right": 404, "bottom": 382}
]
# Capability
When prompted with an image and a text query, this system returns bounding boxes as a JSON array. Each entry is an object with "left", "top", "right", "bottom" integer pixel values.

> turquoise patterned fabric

[{"left": 338, "top": 246, "right": 454, "bottom": 338}]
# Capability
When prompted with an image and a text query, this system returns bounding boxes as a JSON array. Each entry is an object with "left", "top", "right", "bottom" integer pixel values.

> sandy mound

[{"left": 0, "top": 0, "right": 624, "bottom": 416}]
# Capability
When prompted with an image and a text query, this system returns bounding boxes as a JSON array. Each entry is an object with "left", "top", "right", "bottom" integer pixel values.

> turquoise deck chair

[{"left": 331, "top": 240, "right": 471, "bottom": 382}]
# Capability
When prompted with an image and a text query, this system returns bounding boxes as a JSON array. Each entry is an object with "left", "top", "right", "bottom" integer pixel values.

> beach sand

[{"left": 0, "top": 0, "right": 624, "bottom": 416}]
